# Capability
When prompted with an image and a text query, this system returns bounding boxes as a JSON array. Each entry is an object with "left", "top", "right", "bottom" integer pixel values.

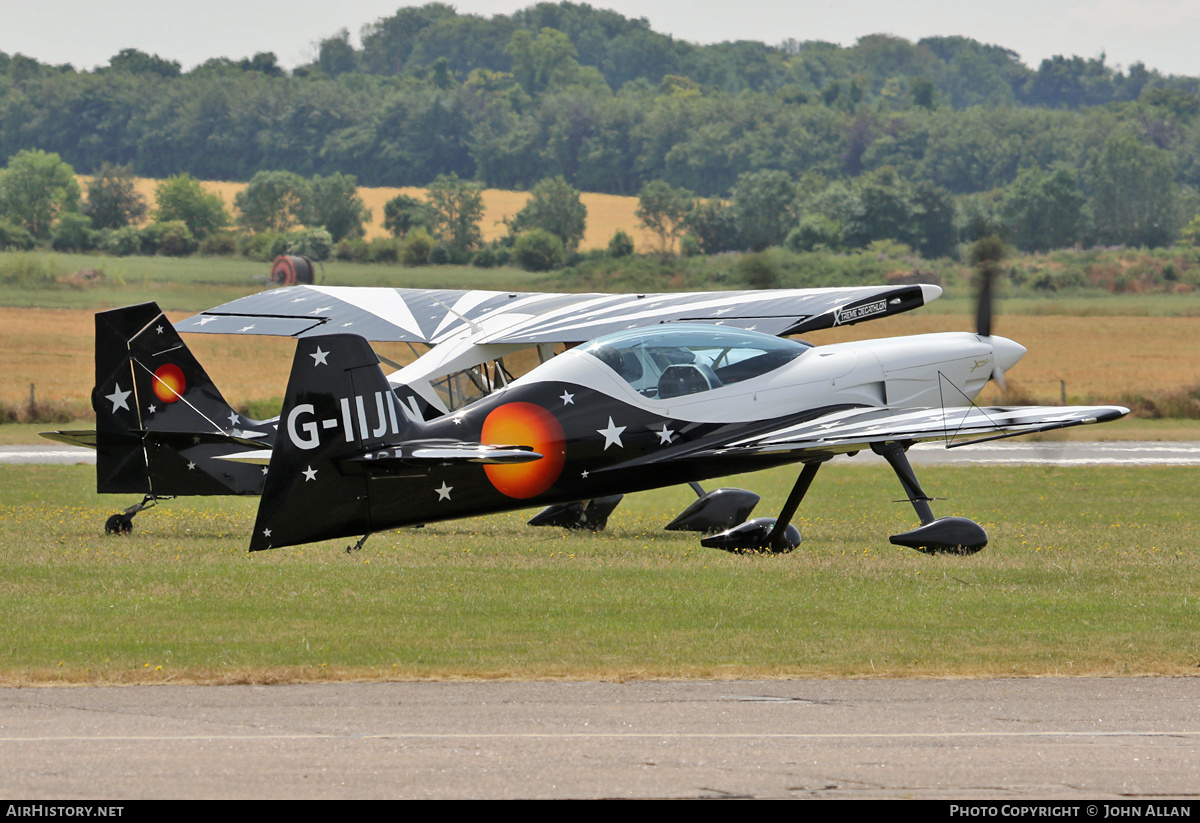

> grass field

[
  {"left": 2, "top": 233, "right": 1198, "bottom": 686},
  {"left": 1, "top": 462, "right": 1195, "bottom": 685}
]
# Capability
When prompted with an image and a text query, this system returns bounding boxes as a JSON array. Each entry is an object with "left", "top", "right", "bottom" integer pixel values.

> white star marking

[
  {"left": 263, "top": 528, "right": 272, "bottom": 537},
  {"left": 656, "top": 423, "right": 674, "bottom": 444},
  {"left": 196, "top": 316, "right": 216, "bottom": 326},
  {"left": 560, "top": 390, "right": 574, "bottom": 405},
  {"left": 105, "top": 384, "right": 131, "bottom": 412},
  {"left": 261, "top": 466, "right": 269, "bottom": 475},
  {"left": 597, "top": 417, "right": 626, "bottom": 450},
  {"left": 581, "top": 470, "right": 589, "bottom": 479},
  {"left": 309, "top": 306, "right": 332, "bottom": 315},
  {"left": 310, "top": 346, "right": 329, "bottom": 366},
  {"left": 228, "top": 411, "right": 240, "bottom": 426},
  {"left": 453, "top": 415, "right": 463, "bottom": 425},
  {"left": 436, "top": 481, "right": 453, "bottom": 501},
  {"left": 302, "top": 466, "right": 317, "bottom": 481},
  {"left": 155, "top": 325, "right": 164, "bottom": 334},
  {"left": 187, "top": 461, "right": 196, "bottom": 471},
  {"left": 238, "top": 324, "right": 256, "bottom": 333},
  {"left": 147, "top": 404, "right": 156, "bottom": 414}
]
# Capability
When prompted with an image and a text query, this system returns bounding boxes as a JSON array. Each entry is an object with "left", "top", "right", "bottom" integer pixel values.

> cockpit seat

[{"left": 658, "top": 363, "right": 723, "bottom": 398}]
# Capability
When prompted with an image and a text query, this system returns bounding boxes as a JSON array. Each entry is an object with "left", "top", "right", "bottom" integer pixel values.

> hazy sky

[{"left": 6, "top": 0, "right": 1200, "bottom": 77}]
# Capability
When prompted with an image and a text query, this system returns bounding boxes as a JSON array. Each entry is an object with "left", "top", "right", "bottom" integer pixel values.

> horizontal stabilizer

[
  {"left": 40, "top": 430, "right": 98, "bottom": 449},
  {"left": 346, "top": 443, "right": 542, "bottom": 467},
  {"left": 213, "top": 449, "right": 273, "bottom": 465}
]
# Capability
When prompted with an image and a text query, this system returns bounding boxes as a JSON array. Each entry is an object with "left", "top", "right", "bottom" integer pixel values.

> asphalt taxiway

[{"left": 1, "top": 678, "right": 1196, "bottom": 799}]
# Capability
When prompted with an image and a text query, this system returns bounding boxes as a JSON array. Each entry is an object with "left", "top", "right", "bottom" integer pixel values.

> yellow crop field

[
  {"left": 5, "top": 307, "right": 1197, "bottom": 413},
  {"left": 118, "top": 178, "right": 657, "bottom": 252}
]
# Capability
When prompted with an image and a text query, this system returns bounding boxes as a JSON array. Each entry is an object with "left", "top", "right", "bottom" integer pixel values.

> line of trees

[
  {"left": 0, "top": 152, "right": 369, "bottom": 259},
  {"left": 0, "top": 149, "right": 595, "bottom": 268},
  {"left": 3, "top": 0, "right": 1200, "bottom": 261},
  {"left": 2, "top": 4, "right": 1199, "bottom": 213},
  {"left": 0, "top": 141, "right": 1191, "bottom": 271}
]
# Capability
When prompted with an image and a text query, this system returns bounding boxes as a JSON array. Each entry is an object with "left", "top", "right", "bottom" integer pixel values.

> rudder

[
  {"left": 93, "top": 302, "right": 272, "bottom": 496},
  {"left": 250, "top": 333, "right": 417, "bottom": 551}
]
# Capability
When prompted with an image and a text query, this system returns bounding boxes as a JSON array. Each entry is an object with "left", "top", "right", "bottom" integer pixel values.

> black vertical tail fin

[
  {"left": 93, "top": 302, "right": 271, "bottom": 496},
  {"left": 250, "top": 334, "right": 420, "bottom": 551}
]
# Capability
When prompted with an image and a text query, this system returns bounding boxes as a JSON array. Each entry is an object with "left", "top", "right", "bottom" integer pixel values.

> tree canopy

[
  {"left": 0, "top": 149, "right": 81, "bottom": 238},
  {"left": 153, "top": 174, "right": 229, "bottom": 239},
  {"left": 3, "top": 3, "right": 1200, "bottom": 252},
  {"left": 424, "top": 173, "right": 484, "bottom": 251},
  {"left": 509, "top": 175, "right": 587, "bottom": 251},
  {"left": 83, "top": 162, "right": 147, "bottom": 230}
]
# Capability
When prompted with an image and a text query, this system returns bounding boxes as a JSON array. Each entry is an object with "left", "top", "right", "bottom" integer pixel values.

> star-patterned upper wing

[{"left": 177, "top": 283, "right": 942, "bottom": 344}]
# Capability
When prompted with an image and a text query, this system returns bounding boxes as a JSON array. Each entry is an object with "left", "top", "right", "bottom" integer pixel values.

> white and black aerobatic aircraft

[{"left": 51, "top": 281, "right": 1127, "bottom": 553}]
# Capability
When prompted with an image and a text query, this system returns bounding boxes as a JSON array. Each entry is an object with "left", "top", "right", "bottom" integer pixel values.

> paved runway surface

[
  {"left": 7, "top": 441, "right": 1200, "bottom": 466},
  {"left": 1, "top": 678, "right": 1196, "bottom": 799}
]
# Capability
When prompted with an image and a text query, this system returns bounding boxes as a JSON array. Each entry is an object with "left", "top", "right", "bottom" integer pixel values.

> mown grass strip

[{"left": 0, "top": 463, "right": 1195, "bottom": 684}]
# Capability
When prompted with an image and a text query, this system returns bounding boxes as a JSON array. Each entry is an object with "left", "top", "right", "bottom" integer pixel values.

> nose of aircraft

[{"left": 991, "top": 336, "right": 1026, "bottom": 374}]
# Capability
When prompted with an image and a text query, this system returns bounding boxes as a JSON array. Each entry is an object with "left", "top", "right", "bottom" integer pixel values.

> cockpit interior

[{"left": 580, "top": 325, "right": 811, "bottom": 399}]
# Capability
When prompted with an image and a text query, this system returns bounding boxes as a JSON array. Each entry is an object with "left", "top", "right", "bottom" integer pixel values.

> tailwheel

[
  {"left": 102, "top": 494, "right": 169, "bottom": 536},
  {"left": 104, "top": 513, "right": 133, "bottom": 535}
]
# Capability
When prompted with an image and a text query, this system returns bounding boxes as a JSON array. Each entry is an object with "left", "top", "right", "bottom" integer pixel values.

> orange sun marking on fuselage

[
  {"left": 152, "top": 364, "right": 186, "bottom": 403},
  {"left": 480, "top": 402, "right": 565, "bottom": 499}
]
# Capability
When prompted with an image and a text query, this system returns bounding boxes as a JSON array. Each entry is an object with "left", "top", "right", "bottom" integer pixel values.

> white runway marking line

[
  {"left": 0, "top": 446, "right": 96, "bottom": 464},
  {"left": 941, "top": 457, "right": 1200, "bottom": 465},
  {"left": 3, "top": 730, "right": 1199, "bottom": 742}
]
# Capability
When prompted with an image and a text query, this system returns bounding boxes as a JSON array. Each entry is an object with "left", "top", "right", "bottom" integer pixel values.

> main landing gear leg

[
  {"left": 872, "top": 441, "right": 987, "bottom": 555},
  {"left": 104, "top": 494, "right": 167, "bottom": 535},
  {"left": 700, "top": 461, "right": 823, "bottom": 554}
]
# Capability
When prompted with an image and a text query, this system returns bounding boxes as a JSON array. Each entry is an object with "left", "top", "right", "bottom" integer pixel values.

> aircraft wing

[
  {"left": 176, "top": 283, "right": 941, "bottom": 345},
  {"left": 733, "top": 404, "right": 1129, "bottom": 454},
  {"left": 603, "top": 404, "right": 1129, "bottom": 471}
]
